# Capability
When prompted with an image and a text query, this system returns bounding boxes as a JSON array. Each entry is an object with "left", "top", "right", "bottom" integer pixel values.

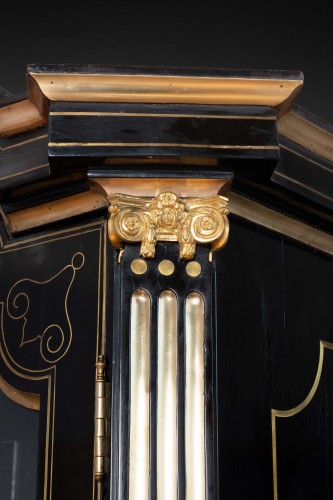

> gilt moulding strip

[
  {"left": 0, "top": 99, "right": 45, "bottom": 138},
  {"left": 90, "top": 177, "right": 231, "bottom": 199},
  {"left": 27, "top": 70, "right": 303, "bottom": 120},
  {"left": 6, "top": 191, "right": 108, "bottom": 233},
  {"left": 228, "top": 192, "right": 333, "bottom": 255},
  {"left": 278, "top": 111, "right": 333, "bottom": 163},
  {"left": 4, "top": 188, "right": 332, "bottom": 257}
]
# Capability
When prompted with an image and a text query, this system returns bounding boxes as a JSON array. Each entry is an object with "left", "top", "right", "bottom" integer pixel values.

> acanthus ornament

[{"left": 108, "top": 191, "right": 229, "bottom": 259}]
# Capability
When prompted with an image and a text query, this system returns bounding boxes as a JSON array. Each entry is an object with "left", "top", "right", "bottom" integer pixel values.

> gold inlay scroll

[{"left": 108, "top": 191, "right": 229, "bottom": 260}]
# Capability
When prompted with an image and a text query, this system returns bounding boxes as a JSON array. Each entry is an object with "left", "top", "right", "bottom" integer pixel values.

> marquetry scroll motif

[
  {"left": 1, "top": 252, "right": 85, "bottom": 368},
  {"left": 108, "top": 191, "right": 229, "bottom": 259}
]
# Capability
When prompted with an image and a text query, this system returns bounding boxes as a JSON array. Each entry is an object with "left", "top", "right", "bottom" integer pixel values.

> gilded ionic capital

[{"left": 108, "top": 191, "right": 229, "bottom": 260}]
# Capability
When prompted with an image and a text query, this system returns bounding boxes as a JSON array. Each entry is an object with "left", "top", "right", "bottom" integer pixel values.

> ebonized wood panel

[
  {"left": 0, "top": 220, "right": 107, "bottom": 500},
  {"left": 0, "top": 128, "right": 50, "bottom": 190},
  {"left": 49, "top": 102, "right": 278, "bottom": 162},
  {"left": 272, "top": 137, "right": 333, "bottom": 211},
  {"left": 216, "top": 215, "right": 333, "bottom": 499}
]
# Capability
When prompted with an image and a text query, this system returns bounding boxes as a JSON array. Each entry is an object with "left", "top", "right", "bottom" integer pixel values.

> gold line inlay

[
  {"left": 129, "top": 289, "right": 151, "bottom": 500},
  {"left": 0, "top": 375, "right": 40, "bottom": 410},
  {"left": 50, "top": 371, "right": 56, "bottom": 498},
  {"left": 49, "top": 111, "right": 275, "bottom": 120},
  {"left": 3, "top": 252, "right": 84, "bottom": 367},
  {"left": 49, "top": 141, "right": 278, "bottom": 150},
  {"left": 0, "top": 163, "right": 49, "bottom": 182},
  {"left": 273, "top": 171, "right": 333, "bottom": 202},
  {"left": 0, "top": 221, "right": 103, "bottom": 251},
  {"left": 1, "top": 134, "right": 48, "bottom": 151},
  {"left": 280, "top": 144, "right": 333, "bottom": 175},
  {"left": 0, "top": 221, "right": 104, "bottom": 500},
  {"left": 157, "top": 290, "right": 178, "bottom": 500},
  {"left": 271, "top": 340, "right": 333, "bottom": 500},
  {"left": 101, "top": 225, "right": 107, "bottom": 356},
  {"left": 185, "top": 292, "right": 206, "bottom": 500}
]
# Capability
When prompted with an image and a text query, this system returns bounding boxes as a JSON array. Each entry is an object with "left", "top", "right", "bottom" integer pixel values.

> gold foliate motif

[{"left": 108, "top": 192, "right": 229, "bottom": 259}]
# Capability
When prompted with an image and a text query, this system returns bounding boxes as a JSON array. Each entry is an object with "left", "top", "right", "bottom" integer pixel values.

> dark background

[{"left": 1, "top": 1, "right": 332, "bottom": 123}]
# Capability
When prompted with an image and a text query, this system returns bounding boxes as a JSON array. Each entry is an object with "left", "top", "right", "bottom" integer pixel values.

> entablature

[{"left": 0, "top": 64, "right": 332, "bottom": 256}]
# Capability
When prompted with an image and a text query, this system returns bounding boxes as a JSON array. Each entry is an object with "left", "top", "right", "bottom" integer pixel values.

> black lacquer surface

[
  {"left": 0, "top": 220, "right": 107, "bottom": 500},
  {"left": 216, "top": 215, "right": 333, "bottom": 500},
  {"left": 49, "top": 102, "right": 278, "bottom": 162}
]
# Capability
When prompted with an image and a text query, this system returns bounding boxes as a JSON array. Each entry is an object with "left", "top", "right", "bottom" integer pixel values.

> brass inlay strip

[
  {"left": 129, "top": 290, "right": 151, "bottom": 500},
  {"left": 228, "top": 192, "right": 333, "bottom": 255},
  {"left": 271, "top": 340, "right": 333, "bottom": 500},
  {"left": 50, "top": 111, "right": 275, "bottom": 120},
  {"left": 157, "top": 291, "right": 178, "bottom": 500},
  {"left": 185, "top": 292, "right": 206, "bottom": 500},
  {"left": 1, "top": 134, "right": 48, "bottom": 151},
  {"left": 281, "top": 144, "right": 333, "bottom": 175},
  {"left": 49, "top": 141, "right": 278, "bottom": 150},
  {"left": 0, "top": 375, "right": 40, "bottom": 410},
  {"left": 274, "top": 171, "right": 333, "bottom": 202},
  {"left": 29, "top": 72, "right": 303, "bottom": 111},
  {"left": 0, "top": 222, "right": 105, "bottom": 500},
  {"left": 0, "top": 163, "right": 49, "bottom": 182},
  {"left": 101, "top": 226, "right": 107, "bottom": 357},
  {"left": 1, "top": 222, "right": 103, "bottom": 251}
]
